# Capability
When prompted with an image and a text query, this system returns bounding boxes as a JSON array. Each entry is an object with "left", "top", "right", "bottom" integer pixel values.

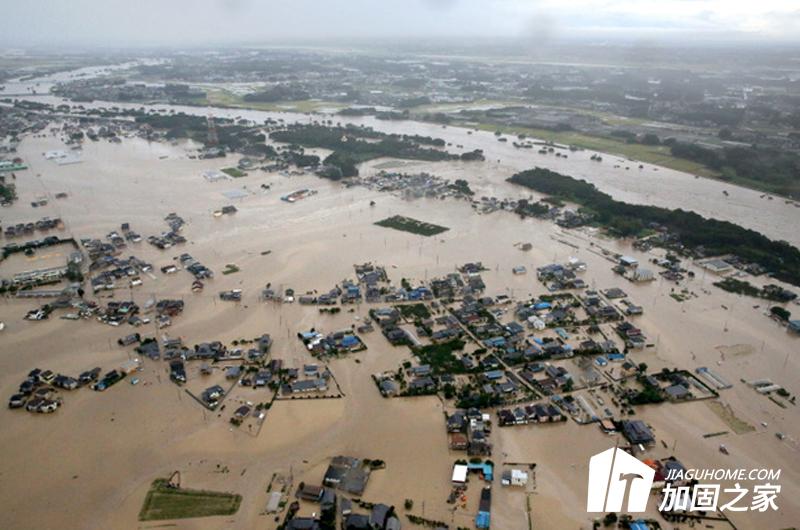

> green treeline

[
  {"left": 670, "top": 141, "right": 800, "bottom": 198},
  {"left": 269, "top": 124, "right": 481, "bottom": 178},
  {"left": 507, "top": 167, "right": 800, "bottom": 287},
  {"left": 242, "top": 84, "right": 310, "bottom": 103}
]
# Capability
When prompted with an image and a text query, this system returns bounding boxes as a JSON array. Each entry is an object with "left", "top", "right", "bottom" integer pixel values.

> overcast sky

[{"left": 2, "top": 0, "right": 800, "bottom": 48}]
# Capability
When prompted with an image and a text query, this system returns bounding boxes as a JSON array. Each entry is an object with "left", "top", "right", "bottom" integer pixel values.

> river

[{"left": 4, "top": 61, "right": 799, "bottom": 247}]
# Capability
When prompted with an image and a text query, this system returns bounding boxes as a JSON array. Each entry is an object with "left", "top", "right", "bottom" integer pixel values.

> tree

[
  {"left": 770, "top": 306, "right": 791, "bottom": 321},
  {"left": 640, "top": 133, "right": 660, "bottom": 145}
]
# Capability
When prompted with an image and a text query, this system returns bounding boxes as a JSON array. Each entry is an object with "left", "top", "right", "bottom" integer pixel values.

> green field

[
  {"left": 139, "top": 479, "right": 242, "bottom": 521},
  {"left": 221, "top": 167, "right": 247, "bottom": 178},
  {"left": 375, "top": 215, "right": 449, "bottom": 237},
  {"left": 204, "top": 88, "right": 346, "bottom": 114},
  {"left": 456, "top": 121, "right": 720, "bottom": 178}
]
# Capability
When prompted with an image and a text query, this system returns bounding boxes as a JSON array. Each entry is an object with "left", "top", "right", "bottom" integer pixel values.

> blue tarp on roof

[
  {"left": 534, "top": 302, "right": 551, "bottom": 310},
  {"left": 475, "top": 511, "right": 490, "bottom": 529},
  {"left": 629, "top": 520, "right": 649, "bottom": 530},
  {"left": 467, "top": 462, "right": 494, "bottom": 481},
  {"left": 341, "top": 335, "right": 359, "bottom": 347}
]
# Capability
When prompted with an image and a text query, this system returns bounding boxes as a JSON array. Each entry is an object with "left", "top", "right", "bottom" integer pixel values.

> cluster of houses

[
  {"left": 96, "top": 300, "right": 140, "bottom": 326},
  {"left": 89, "top": 254, "right": 153, "bottom": 292},
  {"left": 3, "top": 216, "right": 63, "bottom": 238},
  {"left": 351, "top": 171, "right": 475, "bottom": 203},
  {"left": 496, "top": 402, "right": 566, "bottom": 426},
  {"left": 430, "top": 263, "right": 486, "bottom": 299},
  {"left": 615, "top": 321, "right": 647, "bottom": 349},
  {"left": 631, "top": 370, "right": 714, "bottom": 402},
  {"left": 138, "top": 334, "right": 272, "bottom": 365},
  {"left": 283, "top": 456, "right": 401, "bottom": 530},
  {"left": 536, "top": 259, "right": 587, "bottom": 291},
  {"left": 581, "top": 290, "right": 625, "bottom": 321},
  {"left": 92, "top": 298, "right": 184, "bottom": 328},
  {"left": 404, "top": 364, "right": 438, "bottom": 395},
  {"left": 477, "top": 366, "right": 524, "bottom": 399},
  {"left": 175, "top": 253, "right": 213, "bottom": 280},
  {"left": 8, "top": 358, "right": 140, "bottom": 414},
  {"left": 446, "top": 408, "right": 493, "bottom": 455},
  {"left": 296, "top": 265, "right": 432, "bottom": 307},
  {"left": 371, "top": 307, "right": 412, "bottom": 347},
  {"left": 282, "top": 364, "right": 331, "bottom": 395},
  {"left": 517, "top": 362, "right": 574, "bottom": 394},
  {"left": 297, "top": 329, "right": 366, "bottom": 358},
  {"left": 146, "top": 213, "right": 187, "bottom": 249}
]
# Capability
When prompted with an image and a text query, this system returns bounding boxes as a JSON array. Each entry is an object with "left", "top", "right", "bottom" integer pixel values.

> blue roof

[
  {"left": 476, "top": 511, "right": 491, "bottom": 528},
  {"left": 484, "top": 336, "right": 506, "bottom": 347},
  {"left": 629, "top": 521, "right": 649, "bottom": 530},
  {"left": 467, "top": 462, "right": 494, "bottom": 480},
  {"left": 341, "top": 335, "right": 359, "bottom": 346}
]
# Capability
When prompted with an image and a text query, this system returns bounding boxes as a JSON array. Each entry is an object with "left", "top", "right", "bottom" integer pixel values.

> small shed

[
  {"left": 266, "top": 491, "right": 282, "bottom": 513},
  {"left": 452, "top": 464, "right": 468, "bottom": 484}
]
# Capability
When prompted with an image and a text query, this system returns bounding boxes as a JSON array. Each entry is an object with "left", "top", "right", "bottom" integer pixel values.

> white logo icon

[{"left": 587, "top": 447, "right": 655, "bottom": 512}]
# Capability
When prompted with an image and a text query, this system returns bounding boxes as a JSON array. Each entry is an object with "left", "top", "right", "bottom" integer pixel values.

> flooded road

[{"left": 4, "top": 65, "right": 800, "bottom": 247}]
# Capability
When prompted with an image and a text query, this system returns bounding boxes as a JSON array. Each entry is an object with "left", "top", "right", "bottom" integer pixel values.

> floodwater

[
  {"left": 0, "top": 133, "right": 798, "bottom": 530},
  {"left": 1, "top": 64, "right": 800, "bottom": 530},
  {"left": 3, "top": 63, "right": 800, "bottom": 247}
]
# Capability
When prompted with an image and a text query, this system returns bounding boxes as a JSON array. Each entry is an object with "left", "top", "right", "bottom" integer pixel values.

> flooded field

[{"left": 0, "top": 130, "right": 799, "bottom": 530}]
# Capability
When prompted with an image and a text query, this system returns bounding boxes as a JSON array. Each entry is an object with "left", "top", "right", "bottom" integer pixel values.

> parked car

[
  {"left": 34, "top": 387, "right": 55, "bottom": 399},
  {"left": 25, "top": 397, "right": 44, "bottom": 412},
  {"left": 53, "top": 375, "right": 79, "bottom": 390},
  {"left": 8, "top": 394, "right": 26, "bottom": 409},
  {"left": 36, "top": 399, "right": 59, "bottom": 413},
  {"left": 93, "top": 370, "right": 124, "bottom": 391},
  {"left": 18, "top": 380, "right": 37, "bottom": 396},
  {"left": 117, "top": 333, "right": 141, "bottom": 346},
  {"left": 169, "top": 360, "right": 186, "bottom": 384},
  {"left": 79, "top": 367, "right": 101, "bottom": 385}
]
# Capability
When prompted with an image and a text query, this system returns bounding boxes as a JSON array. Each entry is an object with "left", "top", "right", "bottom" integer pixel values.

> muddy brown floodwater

[{"left": 0, "top": 91, "right": 798, "bottom": 530}]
